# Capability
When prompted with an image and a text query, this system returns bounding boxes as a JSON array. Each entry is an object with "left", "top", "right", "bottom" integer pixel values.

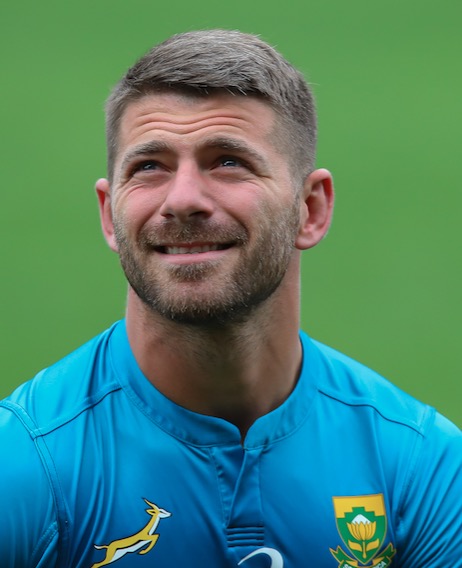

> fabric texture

[{"left": 1, "top": 320, "right": 460, "bottom": 567}]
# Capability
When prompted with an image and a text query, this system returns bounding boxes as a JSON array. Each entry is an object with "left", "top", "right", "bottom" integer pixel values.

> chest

[{"left": 52, "top": 415, "right": 400, "bottom": 568}]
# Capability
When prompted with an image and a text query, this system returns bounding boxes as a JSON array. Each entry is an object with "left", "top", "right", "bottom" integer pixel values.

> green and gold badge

[{"left": 330, "top": 494, "right": 396, "bottom": 567}]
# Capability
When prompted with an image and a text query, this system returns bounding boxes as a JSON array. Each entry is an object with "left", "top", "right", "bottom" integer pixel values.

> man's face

[{"left": 101, "top": 92, "right": 304, "bottom": 325}]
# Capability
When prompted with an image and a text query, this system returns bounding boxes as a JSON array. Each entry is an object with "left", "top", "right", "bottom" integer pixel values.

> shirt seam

[
  {"left": 316, "top": 387, "right": 426, "bottom": 435},
  {"left": 31, "top": 521, "right": 59, "bottom": 566},
  {"left": 394, "top": 406, "right": 435, "bottom": 541},
  {"left": 1, "top": 383, "right": 122, "bottom": 438},
  {"left": 0, "top": 403, "right": 68, "bottom": 566}
]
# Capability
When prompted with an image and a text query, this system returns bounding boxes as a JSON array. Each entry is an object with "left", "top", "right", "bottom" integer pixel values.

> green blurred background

[{"left": 1, "top": 0, "right": 460, "bottom": 426}]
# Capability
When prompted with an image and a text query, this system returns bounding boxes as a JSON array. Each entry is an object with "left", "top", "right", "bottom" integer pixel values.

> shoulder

[
  {"left": 299, "top": 331, "right": 462, "bottom": 476},
  {"left": 0, "top": 321, "right": 126, "bottom": 565},
  {"left": 1, "top": 321, "right": 124, "bottom": 433},
  {"left": 0, "top": 405, "right": 59, "bottom": 566},
  {"left": 301, "top": 333, "right": 462, "bottom": 562},
  {"left": 301, "top": 332, "right": 434, "bottom": 435}
]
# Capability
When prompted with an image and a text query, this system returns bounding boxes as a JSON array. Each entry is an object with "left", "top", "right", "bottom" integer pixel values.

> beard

[{"left": 114, "top": 201, "right": 300, "bottom": 326}]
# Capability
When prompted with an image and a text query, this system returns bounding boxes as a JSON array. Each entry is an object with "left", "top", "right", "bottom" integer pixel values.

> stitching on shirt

[
  {"left": 394, "top": 407, "right": 434, "bottom": 538},
  {"left": 0, "top": 403, "right": 70, "bottom": 566},
  {"left": 31, "top": 521, "right": 58, "bottom": 565},
  {"left": 316, "top": 387, "right": 427, "bottom": 435}
]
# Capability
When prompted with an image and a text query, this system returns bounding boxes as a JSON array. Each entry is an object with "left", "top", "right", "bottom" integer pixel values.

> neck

[{"left": 125, "top": 275, "right": 302, "bottom": 438}]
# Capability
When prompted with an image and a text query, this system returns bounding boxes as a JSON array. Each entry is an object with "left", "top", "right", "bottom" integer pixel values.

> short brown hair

[{"left": 105, "top": 29, "right": 317, "bottom": 185}]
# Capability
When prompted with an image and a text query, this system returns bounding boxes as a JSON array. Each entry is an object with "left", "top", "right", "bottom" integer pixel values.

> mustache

[{"left": 137, "top": 219, "right": 249, "bottom": 248}]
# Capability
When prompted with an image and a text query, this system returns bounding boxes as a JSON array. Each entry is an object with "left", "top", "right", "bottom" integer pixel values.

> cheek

[
  {"left": 113, "top": 191, "right": 161, "bottom": 236},
  {"left": 220, "top": 189, "right": 268, "bottom": 225}
]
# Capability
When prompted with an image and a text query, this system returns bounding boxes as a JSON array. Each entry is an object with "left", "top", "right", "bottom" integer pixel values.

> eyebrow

[
  {"left": 198, "top": 136, "right": 269, "bottom": 169},
  {"left": 119, "top": 140, "right": 171, "bottom": 172},
  {"left": 118, "top": 135, "right": 270, "bottom": 173}
]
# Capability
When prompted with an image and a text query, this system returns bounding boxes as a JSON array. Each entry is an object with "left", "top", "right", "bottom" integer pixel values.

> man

[{"left": 0, "top": 29, "right": 460, "bottom": 568}]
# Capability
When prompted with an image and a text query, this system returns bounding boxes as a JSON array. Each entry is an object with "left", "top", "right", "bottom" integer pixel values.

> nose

[{"left": 158, "top": 163, "right": 214, "bottom": 223}]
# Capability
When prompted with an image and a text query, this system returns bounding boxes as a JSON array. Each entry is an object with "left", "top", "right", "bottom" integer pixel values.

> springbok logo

[{"left": 90, "top": 499, "right": 171, "bottom": 568}]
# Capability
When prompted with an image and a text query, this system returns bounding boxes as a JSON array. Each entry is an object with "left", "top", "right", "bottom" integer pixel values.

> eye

[
  {"left": 135, "top": 160, "right": 159, "bottom": 172},
  {"left": 218, "top": 156, "right": 247, "bottom": 168},
  {"left": 126, "top": 160, "right": 162, "bottom": 179}
]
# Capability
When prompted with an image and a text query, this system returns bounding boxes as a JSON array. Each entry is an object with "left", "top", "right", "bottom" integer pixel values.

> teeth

[{"left": 165, "top": 244, "right": 220, "bottom": 255}]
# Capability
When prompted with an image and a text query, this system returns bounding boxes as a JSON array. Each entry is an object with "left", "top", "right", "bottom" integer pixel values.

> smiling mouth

[{"left": 156, "top": 243, "right": 232, "bottom": 255}]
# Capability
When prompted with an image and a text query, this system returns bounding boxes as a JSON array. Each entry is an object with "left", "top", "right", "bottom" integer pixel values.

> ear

[
  {"left": 295, "top": 168, "right": 334, "bottom": 250},
  {"left": 95, "top": 178, "right": 119, "bottom": 253}
]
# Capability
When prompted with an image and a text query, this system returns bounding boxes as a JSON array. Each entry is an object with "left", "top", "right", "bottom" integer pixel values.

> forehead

[{"left": 117, "top": 92, "right": 279, "bottom": 154}]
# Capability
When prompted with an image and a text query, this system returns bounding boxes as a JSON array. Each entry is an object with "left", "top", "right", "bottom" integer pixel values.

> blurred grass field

[{"left": 1, "top": 0, "right": 461, "bottom": 426}]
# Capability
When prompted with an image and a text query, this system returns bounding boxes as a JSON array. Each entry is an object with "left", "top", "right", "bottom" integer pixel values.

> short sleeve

[
  {"left": 0, "top": 404, "right": 59, "bottom": 567},
  {"left": 397, "top": 411, "right": 462, "bottom": 565}
]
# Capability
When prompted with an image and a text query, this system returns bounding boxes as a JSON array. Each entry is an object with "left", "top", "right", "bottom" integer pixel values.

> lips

[
  {"left": 156, "top": 243, "right": 231, "bottom": 255},
  {"left": 141, "top": 221, "right": 247, "bottom": 256}
]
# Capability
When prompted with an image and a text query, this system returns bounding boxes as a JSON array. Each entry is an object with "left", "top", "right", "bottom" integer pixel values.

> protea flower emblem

[
  {"left": 346, "top": 515, "right": 379, "bottom": 559},
  {"left": 330, "top": 494, "right": 396, "bottom": 566}
]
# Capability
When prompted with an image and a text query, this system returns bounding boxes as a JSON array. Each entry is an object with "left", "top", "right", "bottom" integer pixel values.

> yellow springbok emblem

[{"left": 91, "top": 499, "right": 171, "bottom": 567}]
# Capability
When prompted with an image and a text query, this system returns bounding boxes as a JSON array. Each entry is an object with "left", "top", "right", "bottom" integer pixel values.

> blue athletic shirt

[{"left": 0, "top": 320, "right": 460, "bottom": 567}]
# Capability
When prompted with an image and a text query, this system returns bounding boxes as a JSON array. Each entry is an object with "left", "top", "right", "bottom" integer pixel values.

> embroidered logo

[
  {"left": 330, "top": 494, "right": 396, "bottom": 567},
  {"left": 91, "top": 499, "right": 171, "bottom": 567}
]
